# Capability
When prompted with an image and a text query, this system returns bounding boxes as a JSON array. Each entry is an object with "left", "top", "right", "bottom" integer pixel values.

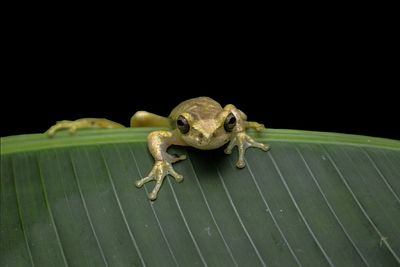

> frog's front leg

[
  {"left": 223, "top": 106, "right": 270, "bottom": 168},
  {"left": 135, "top": 130, "right": 186, "bottom": 200}
]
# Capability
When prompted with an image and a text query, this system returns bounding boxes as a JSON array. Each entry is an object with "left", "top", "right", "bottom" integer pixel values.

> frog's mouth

[{"left": 186, "top": 132, "right": 230, "bottom": 150}]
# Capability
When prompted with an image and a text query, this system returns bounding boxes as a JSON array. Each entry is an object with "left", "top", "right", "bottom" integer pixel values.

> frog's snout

[{"left": 196, "top": 132, "right": 211, "bottom": 146}]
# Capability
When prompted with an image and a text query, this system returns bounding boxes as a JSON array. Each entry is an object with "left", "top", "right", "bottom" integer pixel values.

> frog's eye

[
  {"left": 177, "top": 115, "right": 190, "bottom": 134},
  {"left": 224, "top": 113, "right": 236, "bottom": 132}
]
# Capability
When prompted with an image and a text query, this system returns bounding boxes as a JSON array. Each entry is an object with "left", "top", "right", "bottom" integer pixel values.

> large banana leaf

[{"left": 1, "top": 128, "right": 399, "bottom": 267}]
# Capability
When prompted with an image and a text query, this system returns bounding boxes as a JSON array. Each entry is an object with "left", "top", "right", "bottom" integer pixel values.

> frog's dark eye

[
  {"left": 177, "top": 115, "right": 190, "bottom": 134},
  {"left": 224, "top": 113, "right": 236, "bottom": 132}
]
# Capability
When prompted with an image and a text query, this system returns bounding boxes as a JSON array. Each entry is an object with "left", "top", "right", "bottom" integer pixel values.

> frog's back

[{"left": 169, "top": 97, "right": 222, "bottom": 121}]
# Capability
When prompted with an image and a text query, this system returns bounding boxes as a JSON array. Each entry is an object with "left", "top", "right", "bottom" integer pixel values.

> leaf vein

[
  {"left": 362, "top": 148, "right": 400, "bottom": 205},
  {"left": 268, "top": 153, "right": 334, "bottom": 267},
  {"left": 100, "top": 148, "right": 146, "bottom": 267},
  {"left": 296, "top": 146, "right": 369, "bottom": 266},
  {"left": 245, "top": 158, "right": 303, "bottom": 267},
  {"left": 36, "top": 156, "right": 69, "bottom": 267},
  {"left": 215, "top": 165, "right": 267, "bottom": 267},
  {"left": 129, "top": 146, "right": 180, "bottom": 267},
  {"left": 323, "top": 146, "right": 400, "bottom": 264},
  {"left": 69, "top": 152, "right": 109, "bottom": 267},
  {"left": 187, "top": 155, "right": 239, "bottom": 267},
  {"left": 11, "top": 156, "right": 35, "bottom": 267},
  {"left": 167, "top": 177, "right": 208, "bottom": 267}
]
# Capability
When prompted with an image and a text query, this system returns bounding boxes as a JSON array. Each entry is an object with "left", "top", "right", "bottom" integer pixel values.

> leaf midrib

[{"left": 1, "top": 128, "right": 399, "bottom": 155}]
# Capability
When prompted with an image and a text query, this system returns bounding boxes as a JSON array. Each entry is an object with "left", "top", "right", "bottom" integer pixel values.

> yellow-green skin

[{"left": 47, "top": 97, "right": 270, "bottom": 200}]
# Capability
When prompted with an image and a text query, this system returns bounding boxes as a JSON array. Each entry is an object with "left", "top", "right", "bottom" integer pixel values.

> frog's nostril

[
  {"left": 197, "top": 134, "right": 203, "bottom": 143},
  {"left": 196, "top": 133, "right": 209, "bottom": 145}
]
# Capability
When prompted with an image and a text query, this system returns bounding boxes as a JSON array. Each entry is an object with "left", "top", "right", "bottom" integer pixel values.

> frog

[{"left": 47, "top": 97, "right": 270, "bottom": 200}]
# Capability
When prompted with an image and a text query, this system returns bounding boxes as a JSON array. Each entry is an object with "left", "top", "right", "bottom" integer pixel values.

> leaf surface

[{"left": 1, "top": 129, "right": 399, "bottom": 266}]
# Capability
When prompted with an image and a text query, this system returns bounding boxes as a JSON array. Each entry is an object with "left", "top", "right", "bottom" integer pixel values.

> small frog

[{"left": 47, "top": 97, "right": 270, "bottom": 200}]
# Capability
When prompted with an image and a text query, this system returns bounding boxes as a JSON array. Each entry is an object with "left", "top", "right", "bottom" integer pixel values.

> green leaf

[{"left": 1, "top": 128, "right": 400, "bottom": 266}]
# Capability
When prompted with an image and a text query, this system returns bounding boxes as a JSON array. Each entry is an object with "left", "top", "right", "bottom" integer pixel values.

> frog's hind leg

[
  {"left": 130, "top": 111, "right": 171, "bottom": 128},
  {"left": 47, "top": 118, "right": 124, "bottom": 137}
]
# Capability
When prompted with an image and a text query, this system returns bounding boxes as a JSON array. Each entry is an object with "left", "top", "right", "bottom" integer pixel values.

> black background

[{"left": 2, "top": 14, "right": 398, "bottom": 140}]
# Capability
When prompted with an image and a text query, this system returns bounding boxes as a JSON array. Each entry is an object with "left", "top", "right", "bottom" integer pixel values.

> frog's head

[{"left": 175, "top": 110, "right": 236, "bottom": 150}]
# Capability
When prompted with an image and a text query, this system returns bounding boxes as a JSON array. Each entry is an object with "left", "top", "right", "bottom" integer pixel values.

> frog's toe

[
  {"left": 47, "top": 129, "right": 56, "bottom": 138},
  {"left": 170, "top": 154, "right": 187, "bottom": 163},
  {"left": 224, "top": 147, "right": 233, "bottom": 154},
  {"left": 68, "top": 126, "right": 77, "bottom": 134},
  {"left": 178, "top": 154, "right": 187, "bottom": 161},
  {"left": 174, "top": 174, "right": 184, "bottom": 183},
  {"left": 244, "top": 135, "right": 269, "bottom": 152},
  {"left": 168, "top": 165, "right": 184, "bottom": 182},
  {"left": 135, "top": 176, "right": 153, "bottom": 188},
  {"left": 236, "top": 160, "right": 246, "bottom": 168},
  {"left": 46, "top": 121, "right": 69, "bottom": 137},
  {"left": 260, "top": 143, "right": 270, "bottom": 151},
  {"left": 252, "top": 142, "right": 270, "bottom": 152},
  {"left": 256, "top": 124, "right": 265, "bottom": 132},
  {"left": 135, "top": 180, "right": 145, "bottom": 188},
  {"left": 148, "top": 191, "right": 158, "bottom": 201}
]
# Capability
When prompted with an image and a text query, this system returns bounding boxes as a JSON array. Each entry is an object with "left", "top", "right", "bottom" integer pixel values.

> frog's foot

[
  {"left": 46, "top": 118, "right": 124, "bottom": 137},
  {"left": 135, "top": 160, "right": 184, "bottom": 200},
  {"left": 245, "top": 121, "right": 265, "bottom": 132},
  {"left": 224, "top": 132, "right": 270, "bottom": 168}
]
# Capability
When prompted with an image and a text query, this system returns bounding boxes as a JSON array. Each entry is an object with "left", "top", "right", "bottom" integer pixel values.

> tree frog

[{"left": 47, "top": 97, "right": 270, "bottom": 200}]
